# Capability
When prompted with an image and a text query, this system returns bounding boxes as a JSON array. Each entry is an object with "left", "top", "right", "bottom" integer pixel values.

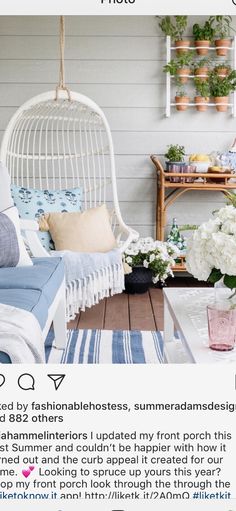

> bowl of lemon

[{"left": 189, "top": 154, "right": 212, "bottom": 173}]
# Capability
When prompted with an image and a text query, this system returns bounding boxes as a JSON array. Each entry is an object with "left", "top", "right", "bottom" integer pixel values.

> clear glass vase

[{"left": 207, "top": 280, "right": 236, "bottom": 351}]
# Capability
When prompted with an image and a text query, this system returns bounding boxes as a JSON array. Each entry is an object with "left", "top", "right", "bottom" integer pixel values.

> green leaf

[
  {"left": 223, "top": 274, "right": 236, "bottom": 290},
  {"left": 207, "top": 268, "right": 222, "bottom": 284}
]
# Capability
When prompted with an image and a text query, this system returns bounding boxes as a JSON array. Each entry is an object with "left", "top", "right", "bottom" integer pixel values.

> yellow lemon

[
  {"left": 210, "top": 166, "right": 221, "bottom": 171},
  {"left": 194, "top": 154, "right": 209, "bottom": 162}
]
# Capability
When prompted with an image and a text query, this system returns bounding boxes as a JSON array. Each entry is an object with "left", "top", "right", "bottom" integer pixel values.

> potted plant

[
  {"left": 214, "top": 62, "right": 231, "bottom": 78},
  {"left": 164, "top": 143, "right": 186, "bottom": 182},
  {"left": 194, "top": 57, "right": 211, "bottom": 82},
  {"left": 124, "top": 237, "right": 176, "bottom": 293},
  {"left": 193, "top": 20, "right": 215, "bottom": 55},
  {"left": 209, "top": 69, "right": 236, "bottom": 111},
  {"left": 158, "top": 15, "right": 190, "bottom": 54},
  {"left": 175, "top": 81, "right": 190, "bottom": 111},
  {"left": 174, "top": 16, "right": 190, "bottom": 54},
  {"left": 194, "top": 78, "right": 210, "bottom": 111},
  {"left": 209, "top": 15, "right": 235, "bottom": 56},
  {"left": 163, "top": 52, "right": 193, "bottom": 83},
  {"left": 164, "top": 144, "right": 186, "bottom": 167}
]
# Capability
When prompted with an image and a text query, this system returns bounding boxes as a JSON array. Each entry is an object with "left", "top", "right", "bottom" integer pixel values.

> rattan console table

[{"left": 151, "top": 154, "right": 236, "bottom": 242}]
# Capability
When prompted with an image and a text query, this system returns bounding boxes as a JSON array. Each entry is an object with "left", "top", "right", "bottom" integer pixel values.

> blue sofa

[{"left": 0, "top": 257, "right": 65, "bottom": 363}]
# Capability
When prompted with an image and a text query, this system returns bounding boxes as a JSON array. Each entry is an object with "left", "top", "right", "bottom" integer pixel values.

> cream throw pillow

[{"left": 40, "top": 204, "right": 117, "bottom": 253}]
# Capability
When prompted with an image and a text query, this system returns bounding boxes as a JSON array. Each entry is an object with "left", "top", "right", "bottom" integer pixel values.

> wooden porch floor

[{"left": 68, "top": 277, "right": 210, "bottom": 331}]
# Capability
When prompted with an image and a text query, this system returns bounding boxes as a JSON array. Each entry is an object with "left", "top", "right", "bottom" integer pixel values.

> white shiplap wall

[{"left": 0, "top": 15, "right": 236, "bottom": 237}]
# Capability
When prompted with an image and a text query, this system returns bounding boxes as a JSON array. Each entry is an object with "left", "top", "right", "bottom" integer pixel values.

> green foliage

[
  {"left": 224, "top": 275, "right": 236, "bottom": 290},
  {"left": 146, "top": 252, "right": 172, "bottom": 280},
  {"left": 179, "top": 224, "right": 198, "bottom": 231},
  {"left": 158, "top": 16, "right": 175, "bottom": 37},
  {"left": 164, "top": 144, "right": 186, "bottom": 162},
  {"left": 175, "top": 80, "right": 188, "bottom": 97},
  {"left": 193, "top": 57, "right": 212, "bottom": 71},
  {"left": 209, "top": 69, "right": 236, "bottom": 96},
  {"left": 193, "top": 20, "right": 215, "bottom": 41},
  {"left": 209, "top": 15, "right": 235, "bottom": 38},
  {"left": 163, "top": 52, "right": 194, "bottom": 74},
  {"left": 175, "top": 16, "right": 188, "bottom": 40},
  {"left": 158, "top": 15, "right": 188, "bottom": 40},
  {"left": 194, "top": 78, "right": 210, "bottom": 98},
  {"left": 214, "top": 62, "right": 231, "bottom": 72},
  {"left": 208, "top": 269, "right": 236, "bottom": 292},
  {"left": 208, "top": 268, "right": 223, "bottom": 284},
  {"left": 163, "top": 59, "right": 178, "bottom": 75},
  {"left": 225, "top": 191, "right": 236, "bottom": 207}
]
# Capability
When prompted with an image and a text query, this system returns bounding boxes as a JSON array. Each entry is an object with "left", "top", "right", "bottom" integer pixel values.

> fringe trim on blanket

[{"left": 66, "top": 262, "right": 124, "bottom": 320}]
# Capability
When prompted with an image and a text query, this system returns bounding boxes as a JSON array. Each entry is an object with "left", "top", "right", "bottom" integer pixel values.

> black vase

[{"left": 124, "top": 266, "right": 153, "bottom": 294}]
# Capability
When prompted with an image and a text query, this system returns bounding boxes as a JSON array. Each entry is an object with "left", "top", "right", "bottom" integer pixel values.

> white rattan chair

[{"left": 0, "top": 89, "right": 138, "bottom": 319}]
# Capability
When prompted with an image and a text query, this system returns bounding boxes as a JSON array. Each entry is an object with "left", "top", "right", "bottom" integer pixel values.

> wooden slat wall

[{"left": 0, "top": 15, "right": 235, "bottom": 238}]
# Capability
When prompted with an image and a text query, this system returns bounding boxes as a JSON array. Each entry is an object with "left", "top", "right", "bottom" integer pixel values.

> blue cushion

[
  {"left": 0, "top": 257, "right": 65, "bottom": 364},
  {"left": 11, "top": 185, "right": 82, "bottom": 251},
  {"left": 0, "top": 288, "right": 48, "bottom": 330},
  {"left": 0, "top": 257, "right": 64, "bottom": 328}
]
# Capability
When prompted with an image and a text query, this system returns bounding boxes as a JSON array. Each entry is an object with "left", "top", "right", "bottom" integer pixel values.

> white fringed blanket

[
  {"left": 0, "top": 303, "right": 44, "bottom": 363},
  {"left": 52, "top": 249, "right": 124, "bottom": 319}
]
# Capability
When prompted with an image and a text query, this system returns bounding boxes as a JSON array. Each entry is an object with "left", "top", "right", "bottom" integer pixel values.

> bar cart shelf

[{"left": 151, "top": 154, "right": 236, "bottom": 242}]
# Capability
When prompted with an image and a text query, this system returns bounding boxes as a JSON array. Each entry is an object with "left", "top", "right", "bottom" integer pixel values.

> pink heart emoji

[
  {"left": 29, "top": 466, "right": 35, "bottom": 471},
  {"left": 22, "top": 469, "right": 31, "bottom": 478}
]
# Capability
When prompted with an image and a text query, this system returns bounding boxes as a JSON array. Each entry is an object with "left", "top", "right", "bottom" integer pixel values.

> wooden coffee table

[{"left": 163, "top": 287, "right": 236, "bottom": 364}]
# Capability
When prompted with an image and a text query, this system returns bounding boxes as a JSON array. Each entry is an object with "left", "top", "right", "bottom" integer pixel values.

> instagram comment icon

[
  {"left": 18, "top": 373, "right": 35, "bottom": 391},
  {"left": 0, "top": 375, "right": 5, "bottom": 388}
]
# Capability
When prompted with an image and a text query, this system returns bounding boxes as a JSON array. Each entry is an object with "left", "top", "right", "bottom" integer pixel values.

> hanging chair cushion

[
  {"left": 0, "top": 207, "right": 32, "bottom": 267},
  {"left": 39, "top": 204, "right": 117, "bottom": 253},
  {"left": 11, "top": 184, "right": 82, "bottom": 252}
]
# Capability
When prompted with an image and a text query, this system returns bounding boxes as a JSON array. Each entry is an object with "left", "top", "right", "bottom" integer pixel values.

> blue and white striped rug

[{"left": 45, "top": 329, "right": 164, "bottom": 364}]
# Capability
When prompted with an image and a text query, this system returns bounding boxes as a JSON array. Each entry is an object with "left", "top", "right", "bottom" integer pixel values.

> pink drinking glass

[{"left": 207, "top": 305, "right": 236, "bottom": 351}]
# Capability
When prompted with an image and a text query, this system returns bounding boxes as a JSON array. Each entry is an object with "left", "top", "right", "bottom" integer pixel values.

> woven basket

[{"left": 125, "top": 266, "right": 153, "bottom": 294}]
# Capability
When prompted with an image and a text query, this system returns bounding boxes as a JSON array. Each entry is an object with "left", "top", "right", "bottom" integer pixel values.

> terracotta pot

[
  {"left": 214, "top": 96, "right": 229, "bottom": 112},
  {"left": 194, "top": 40, "right": 210, "bottom": 55},
  {"left": 194, "top": 66, "right": 209, "bottom": 82},
  {"left": 175, "top": 96, "right": 189, "bottom": 111},
  {"left": 215, "top": 67, "right": 230, "bottom": 78},
  {"left": 176, "top": 68, "right": 191, "bottom": 83},
  {"left": 175, "top": 40, "right": 190, "bottom": 55},
  {"left": 215, "top": 38, "right": 231, "bottom": 56},
  {"left": 194, "top": 96, "right": 209, "bottom": 111}
]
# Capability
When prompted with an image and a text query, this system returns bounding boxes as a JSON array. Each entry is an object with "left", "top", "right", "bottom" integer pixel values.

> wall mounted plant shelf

[{"left": 165, "top": 35, "right": 236, "bottom": 117}]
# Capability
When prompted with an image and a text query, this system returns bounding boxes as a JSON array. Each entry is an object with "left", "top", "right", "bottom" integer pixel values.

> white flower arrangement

[
  {"left": 186, "top": 204, "right": 236, "bottom": 290},
  {"left": 123, "top": 237, "right": 178, "bottom": 284}
]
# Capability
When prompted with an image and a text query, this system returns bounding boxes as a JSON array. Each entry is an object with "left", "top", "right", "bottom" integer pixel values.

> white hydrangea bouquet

[
  {"left": 123, "top": 237, "right": 177, "bottom": 284},
  {"left": 186, "top": 204, "right": 236, "bottom": 293}
]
